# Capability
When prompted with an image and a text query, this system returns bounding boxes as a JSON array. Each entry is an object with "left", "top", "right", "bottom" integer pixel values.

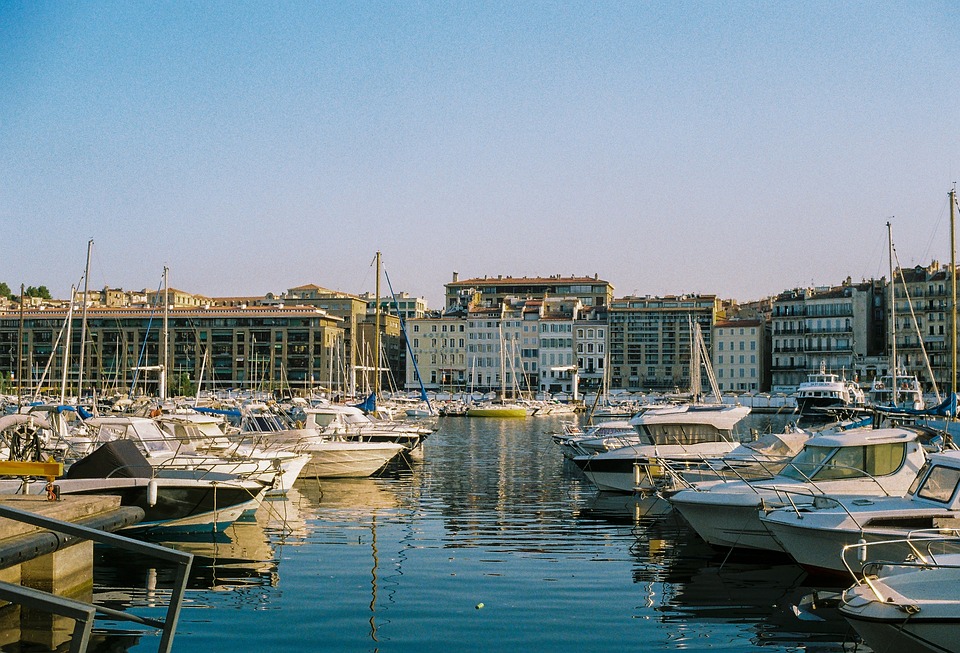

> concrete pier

[{"left": 0, "top": 495, "right": 143, "bottom": 649}]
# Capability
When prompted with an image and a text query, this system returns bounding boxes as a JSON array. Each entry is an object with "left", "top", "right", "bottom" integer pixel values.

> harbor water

[{"left": 85, "top": 415, "right": 871, "bottom": 652}]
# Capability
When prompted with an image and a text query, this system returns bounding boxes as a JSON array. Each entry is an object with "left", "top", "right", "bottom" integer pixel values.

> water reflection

[
  {"left": 93, "top": 492, "right": 308, "bottom": 611},
  {"left": 72, "top": 415, "right": 871, "bottom": 653}
]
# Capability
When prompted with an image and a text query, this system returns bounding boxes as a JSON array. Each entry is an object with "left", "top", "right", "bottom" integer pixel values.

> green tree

[
  {"left": 170, "top": 372, "right": 196, "bottom": 398},
  {"left": 0, "top": 282, "right": 11, "bottom": 299},
  {"left": 23, "top": 286, "right": 52, "bottom": 300}
]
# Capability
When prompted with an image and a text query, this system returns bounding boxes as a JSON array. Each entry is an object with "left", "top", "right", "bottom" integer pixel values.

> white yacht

[
  {"left": 572, "top": 403, "right": 751, "bottom": 493},
  {"left": 551, "top": 420, "right": 639, "bottom": 460},
  {"left": 760, "top": 449, "right": 960, "bottom": 575},
  {"left": 238, "top": 405, "right": 405, "bottom": 478},
  {"left": 868, "top": 372, "right": 925, "bottom": 411},
  {"left": 667, "top": 426, "right": 928, "bottom": 552},
  {"left": 795, "top": 362, "right": 865, "bottom": 417}
]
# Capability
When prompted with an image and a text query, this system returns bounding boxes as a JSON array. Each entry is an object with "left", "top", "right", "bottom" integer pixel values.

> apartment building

[
  {"left": 575, "top": 306, "right": 607, "bottom": 393},
  {"left": 712, "top": 318, "right": 767, "bottom": 392},
  {"left": 538, "top": 298, "right": 580, "bottom": 394},
  {"left": 890, "top": 261, "right": 958, "bottom": 392},
  {"left": 444, "top": 273, "right": 613, "bottom": 310},
  {"left": 770, "top": 280, "right": 884, "bottom": 391},
  {"left": 607, "top": 294, "right": 720, "bottom": 392},
  {"left": 0, "top": 305, "right": 344, "bottom": 397},
  {"left": 405, "top": 311, "right": 467, "bottom": 390}
]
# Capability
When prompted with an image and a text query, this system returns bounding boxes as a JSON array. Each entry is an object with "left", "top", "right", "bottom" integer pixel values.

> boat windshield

[
  {"left": 779, "top": 442, "right": 906, "bottom": 481},
  {"left": 636, "top": 423, "right": 730, "bottom": 446},
  {"left": 913, "top": 464, "right": 960, "bottom": 504}
]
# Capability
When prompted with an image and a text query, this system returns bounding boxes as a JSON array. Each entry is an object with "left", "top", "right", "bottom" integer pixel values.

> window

[{"left": 916, "top": 465, "right": 960, "bottom": 503}]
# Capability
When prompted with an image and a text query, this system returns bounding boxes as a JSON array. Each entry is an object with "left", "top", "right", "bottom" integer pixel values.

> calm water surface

[{"left": 87, "top": 415, "right": 872, "bottom": 652}]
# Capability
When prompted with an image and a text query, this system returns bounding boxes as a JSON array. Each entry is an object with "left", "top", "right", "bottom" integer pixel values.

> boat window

[
  {"left": 780, "top": 446, "right": 834, "bottom": 481},
  {"left": 811, "top": 443, "right": 906, "bottom": 480},
  {"left": 631, "top": 425, "right": 656, "bottom": 445},
  {"left": 907, "top": 463, "right": 930, "bottom": 496},
  {"left": 130, "top": 422, "right": 180, "bottom": 454},
  {"left": 309, "top": 413, "right": 336, "bottom": 428},
  {"left": 643, "top": 423, "right": 728, "bottom": 446},
  {"left": 916, "top": 465, "right": 960, "bottom": 503}
]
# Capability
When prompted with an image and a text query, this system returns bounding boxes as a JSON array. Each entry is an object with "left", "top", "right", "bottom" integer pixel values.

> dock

[{"left": 0, "top": 494, "right": 144, "bottom": 649}]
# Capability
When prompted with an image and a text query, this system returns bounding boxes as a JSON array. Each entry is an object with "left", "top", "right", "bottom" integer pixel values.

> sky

[{"left": 2, "top": 1, "right": 959, "bottom": 309}]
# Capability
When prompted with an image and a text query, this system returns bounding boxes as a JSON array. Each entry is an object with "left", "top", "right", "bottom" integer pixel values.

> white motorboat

[
  {"left": 839, "top": 535, "right": 960, "bottom": 653},
  {"left": 238, "top": 405, "right": 405, "bottom": 478},
  {"left": 301, "top": 404, "right": 429, "bottom": 455},
  {"left": 67, "top": 416, "right": 281, "bottom": 492},
  {"left": 1, "top": 439, "right": 265, "bottom": 535},
  {"left": 551, "top": 420, "right": 638, "bottom": 459},
  {"left": 658, "top": 427, "right": 811, "bottom": 487},
  {"left": 795, "top": 362, "right": 865, "bottom": 417},
  {"left": 760, "top": 449, "right": 960, "bottom": 575},
  {"left": 572, "top": 403, "right": 751, "bottom": 493},
  {"left": 869, "top": 372, "right": 925, "bottom": 411},
  {"left": 155, "top": 412, "right": 311, "bottom": 495},
  {"left": 667, "top": 426, "right": 928, "bottom": 552}
]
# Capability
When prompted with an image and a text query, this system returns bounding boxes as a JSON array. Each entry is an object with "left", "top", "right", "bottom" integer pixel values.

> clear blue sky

[{"left": 2, "top": 1, "right": 959, "bottom": 308}]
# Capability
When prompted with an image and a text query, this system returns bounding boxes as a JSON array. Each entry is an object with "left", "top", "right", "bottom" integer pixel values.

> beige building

[
  {"left": 889, "top": 261, "right": 958, "bottom": 392},
  {"left": 712, "top": 318, "right": 766, "bottom": 392},
  {"left": 770, "top": 281, "right": 884, "bottom": 391}
]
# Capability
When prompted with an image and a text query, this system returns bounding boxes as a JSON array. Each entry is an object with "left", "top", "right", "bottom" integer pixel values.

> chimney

[{"left": 452, "top": 271, "right": 459, "bottom": 282}]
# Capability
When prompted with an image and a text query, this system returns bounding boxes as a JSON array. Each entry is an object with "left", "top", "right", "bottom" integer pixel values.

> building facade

[
  {"left": 607, "top": 294, "right": 720, "bottom": 392},
  {"left": 889, "top": 262, "right": 957, "bottom": 392},
  {"left": 0, "top": 305, "right": 344, "bottom": 397},
  {"left": 712, "top": 318, "right": 766, "bottom": 392},
  {"left": 444, "top": 273, "right": 613, "bottom": 310},
  {"left": 770, "top": 280, "right": 884, "bottom": 391}
]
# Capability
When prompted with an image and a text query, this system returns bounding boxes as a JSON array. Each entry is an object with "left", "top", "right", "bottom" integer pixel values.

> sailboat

[
  {"left": 466, "top": 321, "right": 527, "bottom": 418},
  {"left": 869, "top": 222, "right": 927, "bottom": 411}
]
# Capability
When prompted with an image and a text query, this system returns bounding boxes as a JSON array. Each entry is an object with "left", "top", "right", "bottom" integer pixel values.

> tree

[
  {"left": 0, "top": 282, "right": 11, "bottom": 299},
  {"left": 170, "top": 372, "right": 196, "bottom": 398},
  {"left": 23, "top": 286, "right": 52, "bottom": 300}
]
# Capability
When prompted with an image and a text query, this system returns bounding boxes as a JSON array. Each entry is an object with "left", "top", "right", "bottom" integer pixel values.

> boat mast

[
  {"left": 374, "top": 251, "right": 381, "bottom": 400},
  {"left": 951, "top": 186, "right": 957, "bottom": 401},
  {"left": 161, "top": 266, "right": 168, "bottom": 401},
  {"left": 17, "top": 283, "right": 24, "bottom": 409},
  {"left": 78, "top": 238, "right": 93, "bottom": 401},
  {"left": 887, "top": 221, "right": 897, "bottom": 405},
  {"left": 60, "top": 285, "right": 76, "bottom": 404}
]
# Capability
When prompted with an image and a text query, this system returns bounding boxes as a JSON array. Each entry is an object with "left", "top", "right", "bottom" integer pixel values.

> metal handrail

[
  {"left": 0, "top": 503, "right": 193, "bottom": 653},
  {"left": 840, "top": 531, "right": 960, "bottom": 604}
]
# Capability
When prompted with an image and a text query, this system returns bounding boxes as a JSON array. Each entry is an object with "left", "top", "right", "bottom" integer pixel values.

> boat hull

[
  {"left": 669, "top": 491, "right": 783, "bottom": 551},
  {"left": 299, "top": 442, "right": 404, "bottom": 478},
  {"left": 465, "top": 406, "right": 527, "bottom": 418},
  {"left": 47, "top": 477, "right": 264, "bottom": 535}
]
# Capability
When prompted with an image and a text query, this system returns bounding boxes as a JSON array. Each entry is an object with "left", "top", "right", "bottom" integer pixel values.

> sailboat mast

[
  {"left": 161, "top": 266, "right": 168, "bottom": 401},
  {"left": 61, "top": 285, "right": 76, "bottom": 403},
  {"left": 78, "top": 238, "right": 93, "bottom": 399},
  {"left": 374, "top": 251, "right": 381, "bottom": 399},
  {"left": 17, "top": 284, "right": 24, "bottom": 408},
  {"left": 887, "top": 222, "right": 897, "bottom": 405},
  {"left": 951, "top": 187, "right": 957, "bottom": 400}
]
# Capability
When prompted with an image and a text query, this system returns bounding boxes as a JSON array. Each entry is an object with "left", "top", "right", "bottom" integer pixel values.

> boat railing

[
  {"left": 651, "top": 454, "right": 786, "bottom": 492},
  {"left": 840, "top": 531, "right": 960, "bottom": 601},
  {"left": 0, "top": 502, "right": 193, "bottom": 653}
]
